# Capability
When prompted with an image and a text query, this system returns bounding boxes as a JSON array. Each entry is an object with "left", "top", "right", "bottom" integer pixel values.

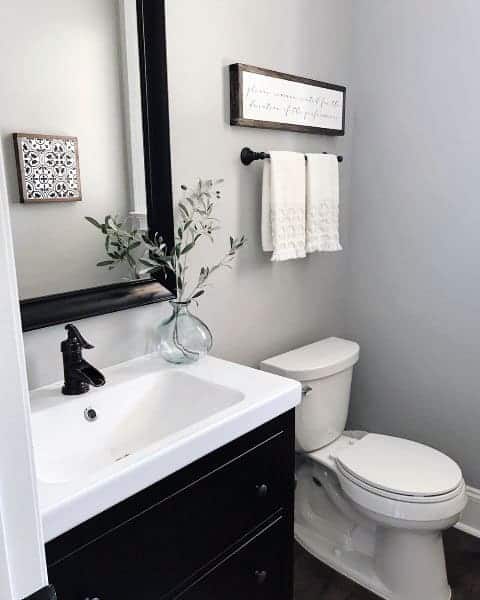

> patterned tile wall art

[{"left": 13, "top": 133, "right": 82, "bottom": 203}]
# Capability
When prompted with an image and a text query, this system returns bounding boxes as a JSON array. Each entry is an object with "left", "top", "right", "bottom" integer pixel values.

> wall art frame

[
  {"left": 230, "top": 63, "right": 346, "bottom": 136},
  {"left": 13, "top": 133, "right": 82, "bottom": 203}
]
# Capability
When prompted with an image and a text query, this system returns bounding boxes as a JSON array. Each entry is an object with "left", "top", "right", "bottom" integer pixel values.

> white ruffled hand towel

[
  {"left": 261, "top": 151, "right": 306, "bottom": 261},
  {"left": 305, "top": 153, "right": 342, "bottom": 253}
]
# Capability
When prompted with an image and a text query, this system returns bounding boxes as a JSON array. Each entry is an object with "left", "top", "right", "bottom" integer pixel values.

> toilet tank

[{"left": 260, "top": 338, "right": 360, "bottom": 452}]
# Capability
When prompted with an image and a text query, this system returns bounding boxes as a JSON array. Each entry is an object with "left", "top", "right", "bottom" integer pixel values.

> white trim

[
  {"left": 455, "top": 485, "right": 480, "bottom": 538},
  {"left": 119, "top": 0, "right": 148, "bottom": 216},
  {"left": 0, "top": 513, "right": 14, "bottom": 599},
  {"left": 0, "top": 144, "right": 48, "bottom": 596}
]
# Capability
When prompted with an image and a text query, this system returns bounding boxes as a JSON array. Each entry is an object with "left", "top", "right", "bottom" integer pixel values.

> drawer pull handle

[
  {"left": 256, "top": 483, "right": 268, "bottom": 497},
  {"left": 255, "top": 569, "right": 268, "bottom": 585}
]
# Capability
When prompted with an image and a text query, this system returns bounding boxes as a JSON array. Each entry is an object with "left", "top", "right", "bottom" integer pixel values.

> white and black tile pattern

[{"left": 13, "top": 133, "right": 82, "bottom": 202}]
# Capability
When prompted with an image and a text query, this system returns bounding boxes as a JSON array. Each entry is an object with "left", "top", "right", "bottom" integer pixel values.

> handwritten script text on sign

[{"left": 242, "top": 71, "right": 343, "bottom": 130}]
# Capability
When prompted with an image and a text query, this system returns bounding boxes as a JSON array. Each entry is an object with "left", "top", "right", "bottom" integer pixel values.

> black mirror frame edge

[
  {"left": 23, "top": 585, "right": 57, "bottom": 600},
  {"left": 20, "top": 0, "right": 175, "bottom": 332}
]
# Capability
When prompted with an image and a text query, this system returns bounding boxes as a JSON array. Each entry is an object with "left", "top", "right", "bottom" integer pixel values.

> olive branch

[{"left": 86, "top": 178, "right": 246, "bottom": 303}]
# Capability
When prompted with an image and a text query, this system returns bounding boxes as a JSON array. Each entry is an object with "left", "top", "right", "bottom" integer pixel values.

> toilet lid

[{"left": 335, "top": 434, "right": 463, "bottom": 497}]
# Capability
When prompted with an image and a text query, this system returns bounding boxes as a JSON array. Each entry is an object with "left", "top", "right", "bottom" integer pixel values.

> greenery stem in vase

[
  {"left": 86, "top": 178, "right": 246, "bottom": 364},
  {"left": 85, "top": 214, "right": 144, "bottom": 281}
]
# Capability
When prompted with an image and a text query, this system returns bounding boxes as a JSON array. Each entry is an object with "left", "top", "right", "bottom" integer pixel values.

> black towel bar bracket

[{"left": 240, "top": 147, "right": 343, "bottom": 166}]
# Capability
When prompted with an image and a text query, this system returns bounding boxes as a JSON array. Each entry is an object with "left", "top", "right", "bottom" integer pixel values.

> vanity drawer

[
  {"left": 48, "top": 423, "right": 293, "bottom": 599},
  {"left": 175, "top": 515, "right": 290, "bottom": 600}
]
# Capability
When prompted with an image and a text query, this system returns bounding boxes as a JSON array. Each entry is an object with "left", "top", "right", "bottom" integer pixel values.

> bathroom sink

[
  {"left": 30, "top": 354, "right": 300, "bottom": 541},
  {"left": 32, "top": 371, "right": 244, "bottom": 485}
]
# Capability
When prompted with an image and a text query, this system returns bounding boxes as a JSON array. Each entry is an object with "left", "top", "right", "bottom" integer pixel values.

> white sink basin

[
  {"left": 32, "top": 371, "right": 243, "bottom": 485},
  {"left": 30, "top": 354, "right": 300, "bottom": 541}
]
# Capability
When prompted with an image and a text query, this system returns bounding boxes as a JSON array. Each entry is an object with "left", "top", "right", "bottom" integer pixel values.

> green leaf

[
  {"left": 85, "top": 216, "right": 103, "bottom": 229},
  {"left": 181, "top": 241, "right": 195, "bottom": 255},
  {"left": 138, "top": 258, "right": 157, "bottom": 267},
  {"left": 192, "top": 290, "right": 205, "bottom": 299},
  {"left": 178, "top": 203, "right": 189, "bottom": 219},
  {"left": 97, "top": 260, "right": 115, "bottom": 267}
]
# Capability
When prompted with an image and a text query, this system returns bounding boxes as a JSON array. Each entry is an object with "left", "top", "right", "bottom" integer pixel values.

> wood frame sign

[{"left": 230, "top": 63, "right": 346, "bottom": 136}]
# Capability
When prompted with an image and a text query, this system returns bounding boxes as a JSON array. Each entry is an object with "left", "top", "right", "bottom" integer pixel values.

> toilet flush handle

[{"left": 302, "top": 385, "right": 312, "bottom": 397}]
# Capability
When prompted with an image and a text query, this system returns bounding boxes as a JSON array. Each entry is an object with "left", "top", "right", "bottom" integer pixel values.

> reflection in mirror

[{"left": 3, "top": 0, "right": 150, "bottom": 300}]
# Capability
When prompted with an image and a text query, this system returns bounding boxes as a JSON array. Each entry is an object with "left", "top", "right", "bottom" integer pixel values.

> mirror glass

[{"left": 2, "top": 0, "right": 152, "bottom": 300}]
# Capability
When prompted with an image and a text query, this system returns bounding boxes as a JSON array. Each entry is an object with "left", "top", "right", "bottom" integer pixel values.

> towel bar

[{"left": 240, "top": 147, "right": 343, "bottom": 166}]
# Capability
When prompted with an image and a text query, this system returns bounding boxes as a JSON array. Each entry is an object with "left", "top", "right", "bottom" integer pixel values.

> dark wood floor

[{"left": 294, "top": 528, "right": 480, "bottom": 599}]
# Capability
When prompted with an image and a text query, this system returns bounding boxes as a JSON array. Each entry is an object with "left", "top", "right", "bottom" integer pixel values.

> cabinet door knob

[
  {"left": 256, "top": 483, "right": 268, "bottom": 497},
  {"left": 255, "top": 569, "right": 268, "bottom": 585}
]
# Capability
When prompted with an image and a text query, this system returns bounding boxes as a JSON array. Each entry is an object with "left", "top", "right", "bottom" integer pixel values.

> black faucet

[{"left": 61, "top": 324, "right": 106, "bottom": 395}]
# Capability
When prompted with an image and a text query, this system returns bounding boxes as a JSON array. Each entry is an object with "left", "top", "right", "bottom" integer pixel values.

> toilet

[{"left": 261, "top": 337, "right": 467, "bottom": 600}]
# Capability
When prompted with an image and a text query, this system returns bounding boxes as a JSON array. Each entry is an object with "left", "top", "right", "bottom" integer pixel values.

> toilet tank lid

[{"left": 260, "top": 337, "right": 359, "bottom": 381}]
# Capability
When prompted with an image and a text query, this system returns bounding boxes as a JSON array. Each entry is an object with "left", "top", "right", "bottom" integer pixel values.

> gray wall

[
  {"left": 19, "top": 0, "right": 354, "bottom": 389},
  {"left": 165, "top": 0, "right": 353, "bottom": 367},
  {"left": 348, "top": 0, "right": 480, "bottom": 486}
]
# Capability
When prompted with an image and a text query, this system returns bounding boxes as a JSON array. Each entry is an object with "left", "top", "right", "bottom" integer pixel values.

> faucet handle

[{"left": 65, "top": 324, "right": 94, "bottom": 350}]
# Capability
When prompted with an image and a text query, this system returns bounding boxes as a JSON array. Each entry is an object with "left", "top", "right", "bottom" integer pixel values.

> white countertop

[{"left": 30, "top": 354, "right": 300, "bottom": 542}]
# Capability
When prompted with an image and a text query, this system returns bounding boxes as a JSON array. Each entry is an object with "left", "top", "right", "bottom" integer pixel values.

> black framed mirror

[{"left": 17, "top": 0, "right": 174, "bottom": 331}]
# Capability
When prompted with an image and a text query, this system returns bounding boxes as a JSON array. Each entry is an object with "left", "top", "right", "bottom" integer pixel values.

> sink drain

[{"left": 84, "top": 407, "right": 97, "bottom": 422}]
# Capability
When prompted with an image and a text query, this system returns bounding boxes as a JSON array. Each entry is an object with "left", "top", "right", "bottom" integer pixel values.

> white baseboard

[{"left": 455, "top": 486, "right": 480, "bottom": 538}]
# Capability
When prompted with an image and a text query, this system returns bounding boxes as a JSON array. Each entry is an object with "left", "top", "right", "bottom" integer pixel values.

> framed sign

[{"left": 230, "top": 63, "right": 345, "bottom": 136}]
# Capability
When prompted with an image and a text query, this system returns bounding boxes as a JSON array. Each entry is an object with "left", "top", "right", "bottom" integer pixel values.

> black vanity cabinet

[{"left": 46, "top": 410, "right": 295, "bottom": 600}]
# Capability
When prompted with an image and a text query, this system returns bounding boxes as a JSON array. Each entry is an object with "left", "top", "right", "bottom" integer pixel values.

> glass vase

[{"left": 156, "top": 300, "right": 213, "bottom": 364}]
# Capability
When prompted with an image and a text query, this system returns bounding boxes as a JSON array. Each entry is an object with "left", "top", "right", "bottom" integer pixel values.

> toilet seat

[
  {"left": 336, "top": 466, "right": 467, "bottom": 522},
  {"left": 328, "top": 433, "right": 467, "bottom": 521},
  {"left": 336, "top": 460, "right": 464, "bottom": 504},
  {"left": 335, "top": 433, "right": 463, "bottom": 498}
]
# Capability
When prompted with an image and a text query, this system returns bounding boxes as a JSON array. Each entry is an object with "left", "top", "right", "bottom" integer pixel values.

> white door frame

[{"left": 0, "top": 141, "right": 48, "bottom": 598}]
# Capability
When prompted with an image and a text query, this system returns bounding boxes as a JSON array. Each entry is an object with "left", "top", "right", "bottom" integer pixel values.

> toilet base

[
  {"left": 295, "top": 522, "right": 391, "bottom": 599},
  {"left": 295, "top": 465, "right": 452, "bottom": 600}
]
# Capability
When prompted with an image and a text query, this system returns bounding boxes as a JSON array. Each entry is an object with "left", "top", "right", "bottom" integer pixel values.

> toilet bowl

[{"left": 261, "top": 338, "right": 467, "bottom": 600}]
